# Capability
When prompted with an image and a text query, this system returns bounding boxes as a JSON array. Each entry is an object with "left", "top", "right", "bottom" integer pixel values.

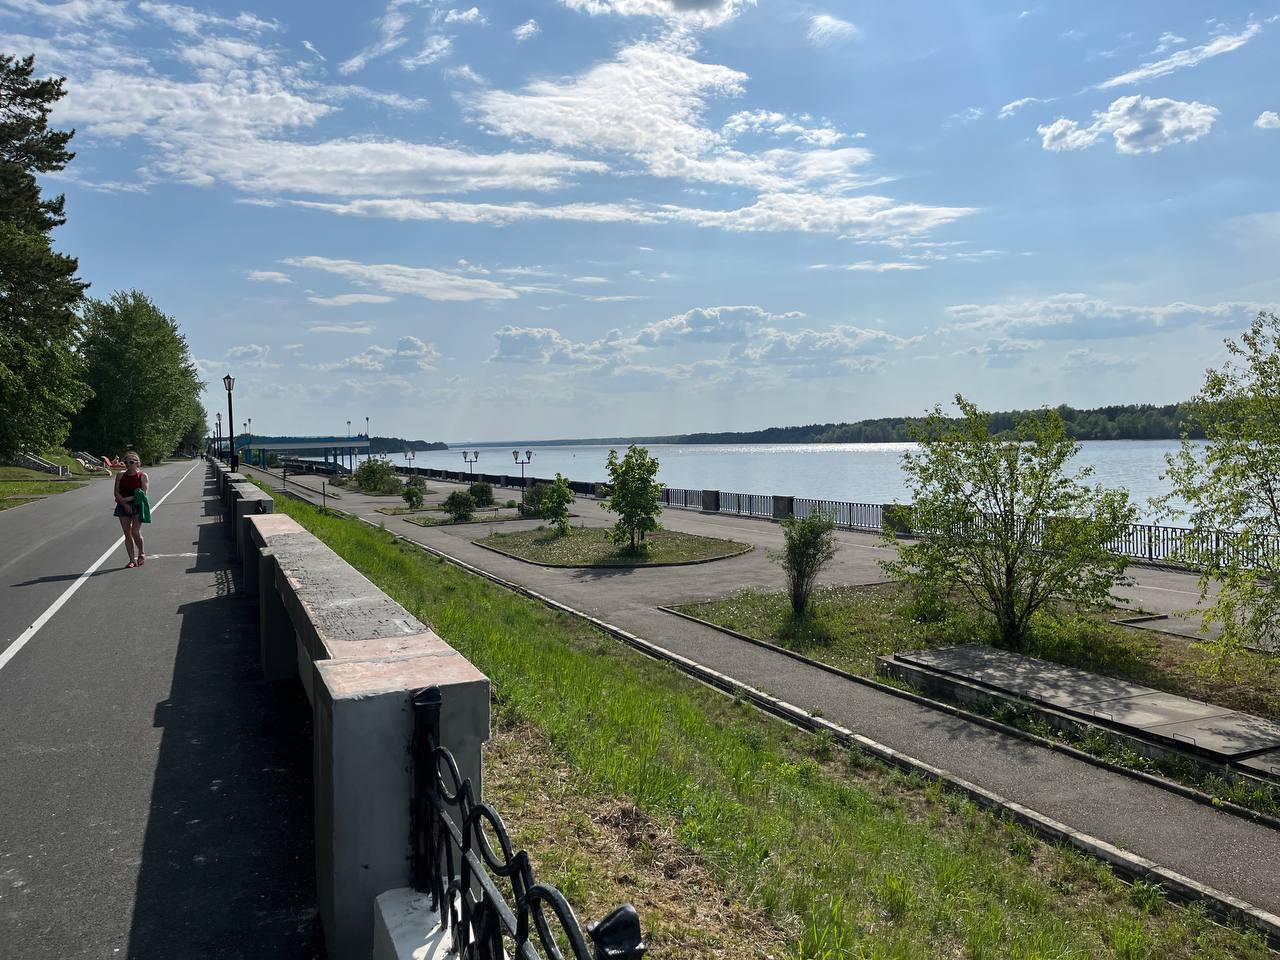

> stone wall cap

[
  {"left": 318, "top": 654, "right": 488, "bottom": 699},
  {"left": 323, "top": 631, "right": 456, "bottom": 664},
  {"left": 249, "top": 513, "right": 305, "bottom": 538}
]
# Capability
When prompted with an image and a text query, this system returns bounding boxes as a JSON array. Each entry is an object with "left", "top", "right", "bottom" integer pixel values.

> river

[{"left": 372, "top": 439, "right": 1193, "bottom": 521}]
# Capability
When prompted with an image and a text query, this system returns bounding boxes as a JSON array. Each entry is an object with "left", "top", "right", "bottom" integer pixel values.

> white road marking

[{"left": 0, "top": 462, "right": 201, "bottom": 673}]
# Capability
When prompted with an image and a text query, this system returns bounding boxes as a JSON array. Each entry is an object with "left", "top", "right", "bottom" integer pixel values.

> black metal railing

[
  {"left": 659, "top": 487, "right": 702, "bottom": 509},
  {"left": 412, "top": 687, "right": 646, "bottom": 960},
  {"left": 794, "top": 497, "right": 883, "bottom": 530}
]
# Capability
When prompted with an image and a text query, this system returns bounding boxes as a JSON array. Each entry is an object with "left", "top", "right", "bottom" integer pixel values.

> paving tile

[
  {"left": 1237, "top": 749, "right": 1280, "bottom": 778},
  {"left": 1079, "top": 691, "right": 1235, "bottom": 728},
  {"left": 1145, "top": 712, "right": 1280, "bottom": 758}
]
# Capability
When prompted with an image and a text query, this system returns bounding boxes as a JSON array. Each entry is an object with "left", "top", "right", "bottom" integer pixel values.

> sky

[{"left": 6, "top": 0, "right": 1279, "bottom": 442}]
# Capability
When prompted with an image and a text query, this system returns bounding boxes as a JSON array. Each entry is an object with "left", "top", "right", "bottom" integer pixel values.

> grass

[
  {"left": 266, "top": 491, "right": 1268, "bottom": 959},
  {"left": 0, "top": 498, "right": 40, "bottom": 512},
  {"left": 0, "top": 479, "right": 86, "bottom": 498},
  {"left": 375, "top": 504, "right": 437, "bottom": 516},
  {"left": 478, "top": 526, "right": 752, "bottom": 567},
  {"left": 675, "top": 583, "right": 1280, "bottom": 724}
]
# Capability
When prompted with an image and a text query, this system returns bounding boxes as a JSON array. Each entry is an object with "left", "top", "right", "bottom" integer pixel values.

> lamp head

[
  {"left": 525, "top": 450, "right": 533, "bottom": 460},
  {"left": 223, "top": 373, "right": 235, "bottom": 392},
  {"left": 512, "top": 450, "right": 519, "bottom": 461}
]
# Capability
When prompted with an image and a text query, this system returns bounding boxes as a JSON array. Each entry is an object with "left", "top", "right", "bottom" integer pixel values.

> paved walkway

[
  {"left": 0, "top": 462, "right": 320, "bottom": 959},
  {"left": 254, "top": 466, "right": 1280, "bottom": 921}
]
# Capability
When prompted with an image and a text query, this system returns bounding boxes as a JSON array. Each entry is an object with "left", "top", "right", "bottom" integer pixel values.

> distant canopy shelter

[{"left": 235, "top": 436, "right": 371, "bottom": 470}]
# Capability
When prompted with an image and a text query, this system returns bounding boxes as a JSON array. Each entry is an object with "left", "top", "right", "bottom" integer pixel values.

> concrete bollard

[
  {"left": 701, "top": 489, "right": 720, "bottom": 513},
  {"left": 772, "top": 495, "right": 794, "bottom": 521}
]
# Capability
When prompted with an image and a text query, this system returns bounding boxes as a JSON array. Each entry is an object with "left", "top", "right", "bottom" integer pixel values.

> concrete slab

[
  {"left": 1238, "top": 749, "right": 1280, "bottom": 779},
  {"left": 322, "top": 631, "right": 457, "bottom": 663},
  {"left": 1079, "top": 691, "right": 1235, "bottom": 729},
  {"left": 895, "top": 644, "right": 1149, "bottom": 709},
  {"left": 1145, "top": 712, "right": 1280, "bottom": 757}
]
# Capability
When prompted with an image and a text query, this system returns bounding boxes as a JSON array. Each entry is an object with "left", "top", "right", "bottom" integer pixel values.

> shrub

[
  {"left": 405, "top": 475, "right": 427, "bottom": 491},
  {"left": 468, "top": 481, "right": 494, "bottom": 506},
  {"left": 443, "top": 490, "right": 475, "bottom": 522},
  {"left": 594, "top": 483, "right": 612, "bottom": 499},
  {"left": 504, "top": 499, "right": 517, "bottom": 509},
  {"left": 519, "top": 482, "right": 551, "bottom": 517},
  {"left": 354, "top": 458, "right": 402, "bottom": 495},
  {"left": 542, "top": 473, "right": 575, "bottom": 535},
  {"left": 775, "top": 510, "right": 837, "bottom": 617},
  {"left": 402, "top": 485, "right": 424, "bottom": 511}
]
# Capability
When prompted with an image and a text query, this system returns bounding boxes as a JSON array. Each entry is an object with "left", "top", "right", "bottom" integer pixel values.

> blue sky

[{"left": 7, "top": 0, "right": 1278, "bottom": 441}]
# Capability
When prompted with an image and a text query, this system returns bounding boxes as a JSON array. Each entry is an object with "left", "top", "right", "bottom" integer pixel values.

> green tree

[
  {"left": 70, "top": 291, "right": 203, "bottom": 463},
  {"left": 353, "top": 458, "right": 401, "bottom": 494},
  {"left": 542, "top": 473, "right": 575, "bottom": 535},
  {"left": 0, "top": 54, "right": 91, "bottom": 461},
  {"left": 882, "top": 396, "right": 1135, "bottom": 652},
  {"left": 443, "top": 490, "right": 475, "bottom": 522},
  {"left": 604, "top": 444, "right": 662, "bottom": 550},
  {"left": 775, "top": 510, "right": 837, "bottom": 617},
  {"left": 179, "top": 401, "right": 208, "bottom": 452},
  {"left": 402, "top": 484, "right": 424, "bottom": 511},
  {"left": 1161, "top": 312, "right": 1280, "bottom": 667},
  {"left": 468, "top": 481, "right": 494, "bottom": 506}
]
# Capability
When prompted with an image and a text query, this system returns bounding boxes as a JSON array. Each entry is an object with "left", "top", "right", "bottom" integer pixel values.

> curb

[
  {"left": 470, "top": 536, "right": 754, "bottom": 570},
  {"left": 658, "top": 606, "right": 1280, "bottom": 832},
  {"left": 265, "top": 479, "right": 1280, "bottom": 946}
]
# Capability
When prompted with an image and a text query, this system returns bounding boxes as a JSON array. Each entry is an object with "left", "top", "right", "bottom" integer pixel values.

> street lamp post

[
  {"left": 222, "top": 373, "right": 237, "bottom": 471},
  {"left": 463, "top": 450, "right": 479, "bottom": 475},
  {"left": 247, "top": 417, "right": 253, "bottom": 467},
  {"left": 215, "top": 412, "right": 222, "bottom": 462},
  {"left": 512, "top": 449, "right": 533, "bottom": 483}
]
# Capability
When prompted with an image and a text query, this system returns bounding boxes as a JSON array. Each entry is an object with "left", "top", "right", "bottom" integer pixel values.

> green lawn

[
  {"left": 674, "top": 583, "right": 1280, "bottom": 724},
  {"left": 0, "top": 498, "right": 40, "bottom": 512},
  {"left": 0, "top": 479, "right": 85, "bottom": 498},
  {"left": 265, "top": 491, "right": 1267, "bottom": 960},
  {"left": 478, "top": 526, "right": 752, "bottom": 567}
]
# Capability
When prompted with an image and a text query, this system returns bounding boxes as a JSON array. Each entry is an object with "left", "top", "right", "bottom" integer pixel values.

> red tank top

[{"left": 119, "top": 472, "right": 144, "bottom": 495}]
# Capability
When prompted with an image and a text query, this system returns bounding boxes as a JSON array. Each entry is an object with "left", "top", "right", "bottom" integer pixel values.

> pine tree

[{"left": 0, "top": 54, "right": 91, "bottom": 460}]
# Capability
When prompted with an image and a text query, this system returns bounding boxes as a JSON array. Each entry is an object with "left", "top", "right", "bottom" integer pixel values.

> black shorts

[{"left": 113, "top": 504, "right": 135, "bottom": 518}]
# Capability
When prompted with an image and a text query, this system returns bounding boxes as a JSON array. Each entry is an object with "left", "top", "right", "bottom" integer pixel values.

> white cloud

[
  {"left": 311, "top": 336, "right": 440, "bottom": 373},
  {"left": 1062, "top": 348, "right": 1140, "bottom": 372},
  {"left": 442, "top": 7, "right": 485, "bottom": 24},
  {"left": 0, "top": 29, "right": 147, "bottom": 70},
  {"left": 0, "top": 0, "right": 132, "bottom": 28},
  {"left": 722, "top": 109, "right": 848, "bottom": 147},
  {"left": 736, "top": 325, "right": 919, "bottom": 375},
  {"left": 1098, "top": 23, "right": 1260, "bottom": 88},
  {"left": 571, "top": 276, "right": 609, "bottom": 284},
  {"left": 302, "top": 39, "right": 325, "bottom": 60},
  {"left": 309, "top": 323, "right": 375, "bottom": 334},
  {"left": 998, "top": 96, "right": 1054, "bottom": 120},
  {"left": 246, "top": 270, "right": 292, "bottom": 284},
  {"left": 961, "top": 337, "right": 1043, "bottom": 368},
  {"left": 339, "top": 0, "right": 421, "bottom": 74},
  {"left": 558, "top": 0, "right": 751, "bottom": 28},
  {"left": 1037, "top": 95, "right": 1218, "bottom": 155},
  {"left": 513, "top": 18, "right": 539, "bottom": 41},
  {"left": 226, "top": 343, "right": 280, "bottom": 368},
  {"left": 1256, "top": 111, "right": 1280, "bottom": 130},
  {"left": 490, "top": 326, "right": 631, "bottom": 365},
  {"left": 1152, "top": 31, "right": 1186, "bottom": 54},
  {"left": 444, "top": 64, "right": 486, "bottom": 84},
  {"left": 843, "top": 261, "right": 926, "bottom": 272},
  {"left": 137, "top": 1, "right": 277, "bottom": 35},
  {"left": 635, "top": 305, "right": 801, "bottom": 346},
  {"left": 294, "top": 191, "right": 973, "bottom": 239},
  {"left": 400, "top": 35, "right": 452, "bottom": 70},
  {"left": 807, "top": 14, "right": 857, "bottom": 45},
  {"left": 944, "top": 106, "right": 984, "bottom": 128},
  {"left": 285, "top": 256, "right": 519, "bottom": 301},
  {"left": 307, "top": 293, "right": 397, "bottom": 307},
  {"left": 944, "top": 293, "right": 1262, "bottom": 340}
]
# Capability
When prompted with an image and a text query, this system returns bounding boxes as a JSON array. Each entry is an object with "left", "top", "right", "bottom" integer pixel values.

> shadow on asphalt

[{"left": 125, "top": 512, "right": 322, "bottom": 959}]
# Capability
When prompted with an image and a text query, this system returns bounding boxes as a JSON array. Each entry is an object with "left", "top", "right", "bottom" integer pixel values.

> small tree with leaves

[
  {"left": 402, "top": 484, "right": 424, "bottom": 511},
  {"left": 604, "top": 445, "right": 662, "bottom": 550},
  {"left": 443, "top": 490, "right": 475, "bottom": 522},
  {"left": 882, "top": 396, "right": 1135, "bottom": 652},
  {"left": 353, "top": 458, "right": 401, "bottom": 494},
  {"left": 542, "top": 473, "right": 575, "bottom": 535},
  {"left": 1161, "top": 312, "right": 1280, "bottom": 668},
  {"left": 775, "top": 510, "right": 837, "bottom": 618}
]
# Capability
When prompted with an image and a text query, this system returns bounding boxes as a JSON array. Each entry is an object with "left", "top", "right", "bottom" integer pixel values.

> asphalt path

[{"left": 0, "top": 461, "right": 319, "bottom": 959}]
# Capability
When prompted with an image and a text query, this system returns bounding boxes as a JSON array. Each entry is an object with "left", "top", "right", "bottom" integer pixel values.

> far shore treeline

[
  {"left": 251, "top": 436, "right": 448, "bottom": 454},
  {"left": 477, "top": 403, "right": 1206, "bottom": 450}
]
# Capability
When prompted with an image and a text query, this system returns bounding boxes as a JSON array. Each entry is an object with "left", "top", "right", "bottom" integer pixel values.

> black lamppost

[
  {"left": 365, "top": 415, "right": 370, "bottom": 467},
  {"left": 215, "top": 412, "right": 222, "bottom": 461},
  {"left": 346, "top": 419, "right": 352, "bottom": 474},
  {"left": 512, "top": 449, "right": 532, "bottom": 482},
  {"left": 463, "top": 450, "right": 479, "bottom": 475},
  {"left": 223, "top": 373, "right": 237, "bottom": 471}
]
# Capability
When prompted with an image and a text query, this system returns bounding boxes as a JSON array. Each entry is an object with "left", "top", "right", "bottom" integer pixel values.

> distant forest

[
  {"left": 244, "top": 434, "right": 448, "bottom": 452},
  {"left": 664, "top": 403, "right": 1205, "bottom": 445}
]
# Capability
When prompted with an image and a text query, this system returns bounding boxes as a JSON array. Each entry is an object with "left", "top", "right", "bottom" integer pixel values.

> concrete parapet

[
  {"left": 240, "top": 511, "right": 491, "bottom": 960},
  {"left": 772, "top": 495, "right": 794, "bottom": 520},
  {"left": 372, "top": 889, "right": 449, "bottom": 959},
  {"left": 701, "top": 489, "right": 720, "bottom": 513}
]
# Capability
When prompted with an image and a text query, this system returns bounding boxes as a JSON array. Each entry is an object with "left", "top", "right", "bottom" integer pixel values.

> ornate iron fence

[
  {"left": 719, "top": 491, "right": 773, "bottom": 518},
  {"left": 794, "top": 498, "right": 883, "bottom": 530},
  {"left": 660, "top": 487, "right": 702, "bottom": 509},
  {"left": 411, "top": 687, "right": 646, "bottom": 960}
]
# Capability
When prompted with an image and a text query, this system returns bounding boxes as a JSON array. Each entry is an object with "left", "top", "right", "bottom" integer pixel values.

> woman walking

[{"left": 113, "top": 452, "right": 149, "bottom": 568}]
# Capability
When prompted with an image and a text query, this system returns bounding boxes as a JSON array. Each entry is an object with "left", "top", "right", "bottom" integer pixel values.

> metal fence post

[{"left": 411, "top": 686, "right": 443, "bottom": 899}]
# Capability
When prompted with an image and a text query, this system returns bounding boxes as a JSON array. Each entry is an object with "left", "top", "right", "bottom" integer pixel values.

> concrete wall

[{"left": 211, "top": 461, "right": 491, "bottom": 960}]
